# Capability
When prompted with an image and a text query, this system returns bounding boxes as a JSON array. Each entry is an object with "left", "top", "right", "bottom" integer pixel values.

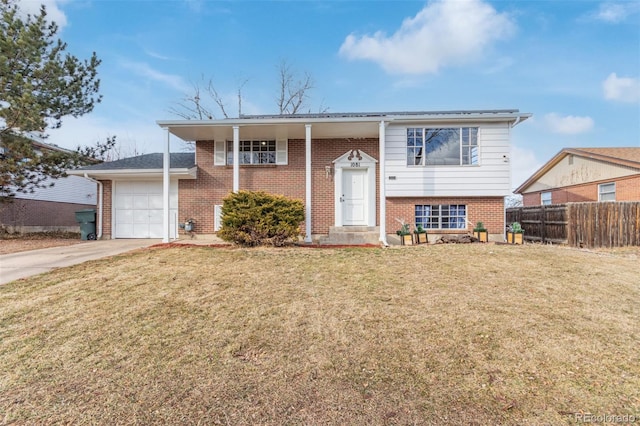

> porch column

[
  {"left": 162, "top": 128, "right": 171, "bottom": 243},
  {"left": 233, "top": 125, "right": 240, "bottom": 192},
  {"left": 304, "top": 124, "right": 312, "bottom": 243},
  {"left": 379, "top": 121, "right": 388, "bottom": 246}
]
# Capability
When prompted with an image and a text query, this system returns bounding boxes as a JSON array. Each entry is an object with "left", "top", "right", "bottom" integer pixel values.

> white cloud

[
  {"left": 16, "top": 0, "right": 68, "bottom": 29},
  {"left": 592, "top": 2, "right": 640, "bottom": 23},
  {"left": 511, "top": 145, "right": 541, "bottom": 191},
  {"left": 338, "top": 0, "right": 515, "bottom": 75},
  {"left": 603, "top": 73, "right": 640, "bottom": 103},
  {"left": 544, "top": 113, "right": 594, "bottom": 135},
  {"left": 119, "top": 60, "right": 191, "bottom": 93}
]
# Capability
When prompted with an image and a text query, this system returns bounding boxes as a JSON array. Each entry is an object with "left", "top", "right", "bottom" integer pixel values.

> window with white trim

[
  {"left": 226, "top": 140, "right": 276, "bottom": 165},
  {"left": 598, "top": 182, "right": 616, "bottom": 201},
  {"left": 415, "top": 204, "right": 467, "bottom": 230},
  {"left": 541, "top": 191, "right": 552, "bottom": 205},
  {"left": 407, "top": 128, "right": 478, "bottom": 166}
]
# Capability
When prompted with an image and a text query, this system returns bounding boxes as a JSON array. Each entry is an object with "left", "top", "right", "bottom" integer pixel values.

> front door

[{"left": 342, "top": 168, "right": 367, "bottom": 225}]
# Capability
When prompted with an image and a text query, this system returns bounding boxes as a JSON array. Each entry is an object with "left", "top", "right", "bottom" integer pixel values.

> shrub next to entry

[{"left": 218, "top": 191, "right": 305, "bottom": 247}]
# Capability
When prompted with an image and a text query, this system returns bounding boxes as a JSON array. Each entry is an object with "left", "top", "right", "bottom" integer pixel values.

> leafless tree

[
  {"left": 505, "top": 194, "right": 523, "bottom": 208},
  {"left": 169, "top": 60, "right": 326, "bottom": 126},
  {"left": 276, "top": 60, "right": 314, "bottom": 115}
]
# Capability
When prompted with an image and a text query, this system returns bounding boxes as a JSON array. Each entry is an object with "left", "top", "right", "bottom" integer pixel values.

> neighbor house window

[
  {"left": 415, "top": 204, "right": 467, "bottom": 230},
  {"left": 407, "top": 128, "right": 478, "bottom": 166},
  {"left": 226, "top": 140, "right": 276, "bottom": 165},
  {"left": 541, "top": 192, "right": 552, "bottom": 205},
  {"left": 598, "top": 182, "right": 616, "bottom": 201}
]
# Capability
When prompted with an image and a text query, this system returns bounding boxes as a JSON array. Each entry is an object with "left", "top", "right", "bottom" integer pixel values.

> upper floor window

[
  {"left": 226, "top": 140, "right": 276, "bottom": 165},
  {"left": 415, "top": 204, "right": 467, "bottom": 230},
  {"left": 598, "top": 182, "right": 616, "bottom": 201},
  {"left": 407, "top": 127, "right": 478, "bottom": 166},
  {"left": 541, "top": 191, "right": 552, "bottom": 205}
]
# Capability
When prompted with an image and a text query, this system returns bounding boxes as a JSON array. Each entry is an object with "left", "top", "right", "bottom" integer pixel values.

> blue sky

[{"left": 18, "top": 0, "right": 640, "bottom": 189}]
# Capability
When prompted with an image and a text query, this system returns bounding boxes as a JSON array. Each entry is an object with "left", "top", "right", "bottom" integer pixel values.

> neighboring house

[
  {"left": 0, "top": 138, "right": 97, "bottom": 232},
  {"left": 69, "top": 110, "right": 530, "bottom": 243},
  {"left": 514, "top": 147, "right": 640, "bottom": 206}
]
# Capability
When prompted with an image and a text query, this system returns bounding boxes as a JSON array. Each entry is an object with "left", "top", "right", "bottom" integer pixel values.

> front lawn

[{"left": 1, "top": 244, "right": 638, "bottom": 425}]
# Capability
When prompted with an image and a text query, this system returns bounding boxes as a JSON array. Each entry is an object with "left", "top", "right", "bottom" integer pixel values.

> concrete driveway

[{"left": 0, "top": 239, "right": 160, "bottom": 285}]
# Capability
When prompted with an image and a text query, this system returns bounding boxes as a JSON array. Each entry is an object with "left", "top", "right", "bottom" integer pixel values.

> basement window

[{"left": 415, "top": 204, "right": 467, "bottom": 230}]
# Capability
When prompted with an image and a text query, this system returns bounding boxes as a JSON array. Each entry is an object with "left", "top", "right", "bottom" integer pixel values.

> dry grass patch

[{"left": 1, "top": 244, "right": 638, "bottom": 425}]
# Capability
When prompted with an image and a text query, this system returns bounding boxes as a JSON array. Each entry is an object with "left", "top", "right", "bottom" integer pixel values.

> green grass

[{"left": 1, "top": 244, "right": 638, "bottom": 425}]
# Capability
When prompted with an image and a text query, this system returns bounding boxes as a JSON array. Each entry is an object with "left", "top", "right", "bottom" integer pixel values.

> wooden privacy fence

[{"left": 506, "top": 202, "right": 640, "bottom": 248}]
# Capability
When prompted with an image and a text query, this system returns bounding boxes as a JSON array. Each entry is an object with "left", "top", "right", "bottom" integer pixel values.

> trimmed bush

[{"left": 218, "top": 190, "right": 305, "bottom": 247}]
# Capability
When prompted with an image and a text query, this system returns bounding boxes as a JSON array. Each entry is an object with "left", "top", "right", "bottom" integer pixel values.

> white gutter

[{"left": 83, "top": 173, "right": 103, "bottom": 239}]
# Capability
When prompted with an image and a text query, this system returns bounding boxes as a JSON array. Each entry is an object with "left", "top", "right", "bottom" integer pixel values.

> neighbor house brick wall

[
  {"left": 522, "top": 174, "right": 640, "bottom": 206},
  {"left": 178, "top": 138, "right": 379, "bottom": 235},
  {"left": 386, "top": 197, "right": 505, "bottom": 235},
  {"left": 0, "top": 199, "right": 95, "bottom": 229}
]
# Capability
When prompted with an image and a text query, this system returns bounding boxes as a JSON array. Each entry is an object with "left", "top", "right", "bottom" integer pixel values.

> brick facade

[
  {"left": 522, "top": 174, "right": 640, "bottom": 206},
  {"left": 95, "top": 139, "right": 510, "bottom": 240},
  {"left": 386, "top": 196, "right": 505, "bottom": 238},
  {"left": 0, "top": 198, "right": 95, "bottom": 231},
  {"left": 179, "top": 138, "right": 379, "bottom": 235}
]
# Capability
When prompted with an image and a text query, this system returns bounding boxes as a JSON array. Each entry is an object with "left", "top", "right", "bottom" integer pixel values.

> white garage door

[{"left": 114, "top": 181, "right": 178, "bottom": 239}]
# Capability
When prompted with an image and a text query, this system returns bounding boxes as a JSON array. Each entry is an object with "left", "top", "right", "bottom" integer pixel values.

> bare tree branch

[{"left": 276, "top": 60, "right": 314, "bottom": 115}]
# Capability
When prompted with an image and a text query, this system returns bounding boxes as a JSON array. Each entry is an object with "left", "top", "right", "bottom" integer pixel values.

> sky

[{"left": 15, "top": 0, "right": 640, "bottom": 190}]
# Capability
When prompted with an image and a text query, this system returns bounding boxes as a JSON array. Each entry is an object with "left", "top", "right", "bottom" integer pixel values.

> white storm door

[{"left": 342, "top": 169, "right": 367, "bottom": 225}]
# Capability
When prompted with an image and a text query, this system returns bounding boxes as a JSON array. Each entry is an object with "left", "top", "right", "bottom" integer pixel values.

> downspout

[
  {"left": 505, "top": 115, "right": 521, "bottom": 241},
  {"left": 83, "top": 174, "right": 103, "bottom": 239}
]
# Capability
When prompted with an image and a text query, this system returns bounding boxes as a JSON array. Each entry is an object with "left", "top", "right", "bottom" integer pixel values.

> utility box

[{"left": 75, "top": 209, "right": 97, "bottom": 240}]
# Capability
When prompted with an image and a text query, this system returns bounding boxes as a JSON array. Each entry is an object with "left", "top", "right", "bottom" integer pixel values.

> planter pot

[
  {"left": 473, "top": 230, "right": 488, "bottom": 242},
  {"left": 507, "top": 232, "right": 524, "bottom": 244},
  {"left": 400, "top": 234, "right": 413, "bottom": 246},
  {"left": 414, "top": 232, "right": 428, "bottom": 244}
]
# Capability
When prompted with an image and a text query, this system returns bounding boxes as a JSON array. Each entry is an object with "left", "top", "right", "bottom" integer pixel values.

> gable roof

[
  {"left": 515, "top": 147, "right": 640, "bottom": 194},
  {"left": 77, "top": 153, "right": 195, "bottom": 170}
]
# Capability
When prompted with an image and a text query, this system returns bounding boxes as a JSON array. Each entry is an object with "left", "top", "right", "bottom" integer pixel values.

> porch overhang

[
  {"left": 156, "top": 110, "right": 530, "bottom": 142},
  {"left": 67, "top": 167, "right": 197, "bottom": 180}
]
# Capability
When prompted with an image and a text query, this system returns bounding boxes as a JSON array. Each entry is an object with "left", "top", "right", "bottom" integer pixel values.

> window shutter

[
  {"left": 276, "top": 139, "right": 288, "bottom": 165},
  {"left": 214, "top": 205, "right": 222, "bottom": 231},
  {"left": 214, "top": 140, "right": 226, "bottom": 166}
]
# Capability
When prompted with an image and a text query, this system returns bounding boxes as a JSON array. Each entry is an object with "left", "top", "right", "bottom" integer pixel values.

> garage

[{"left": 113, "top": 180, "right": 178, "bottom": 239}]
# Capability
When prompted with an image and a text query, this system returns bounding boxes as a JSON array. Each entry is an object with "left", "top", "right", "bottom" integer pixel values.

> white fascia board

[
  {"left": 156, "top": 112, "right": 531, "bottom": 128},
  {"left": 67, "top": 167, "right": 196, "bottom": 179}
]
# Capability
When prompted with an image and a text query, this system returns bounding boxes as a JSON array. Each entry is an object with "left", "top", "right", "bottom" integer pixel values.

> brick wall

[
  {"left": 179, "top": 138, "right": 379, "bottom": 235},
  {"left": 100, "top": 180, "right": 112, "bottom": 239},
  {"left": 522, "top": 174, "right": 640, "bottom": 206},
  {"left": 0, "top": 198, "right": 95, "bottom": 230},
  {"left": 386, "top": 197, "right": 505, "bottom": 235}
]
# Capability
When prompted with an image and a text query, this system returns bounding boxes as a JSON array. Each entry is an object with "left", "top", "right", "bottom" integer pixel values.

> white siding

[
  {"left": 385, "top": 123, "right": 512, "bottom": 197},
  {"left": 13, "top": 175, "right": 97, "bottom": 205}
]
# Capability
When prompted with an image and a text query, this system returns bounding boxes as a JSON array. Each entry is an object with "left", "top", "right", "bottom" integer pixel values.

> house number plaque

[{"left": 350, "top": 162, "right": 361, "bottom": 168}]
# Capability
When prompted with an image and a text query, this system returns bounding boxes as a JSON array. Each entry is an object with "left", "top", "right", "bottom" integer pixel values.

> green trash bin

[{"left": 75, "top": 209, "right": 97, "bottom": 240}]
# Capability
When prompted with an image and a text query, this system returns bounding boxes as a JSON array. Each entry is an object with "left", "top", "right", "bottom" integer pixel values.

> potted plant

[
  {"left": 506, "top": 222, "right": 524, "bottom": 244},
  {"left": 414, "top": 224, "right": 428, "bottom": 244},
  {"left": 473, "top": 221, "right": 488, "bottom": 243},
  {"left": 184, "top": 218, "right": 196, "bottom": 232},
  {"left": 395, "top": 219, "right": 413, "bottom": 245}
]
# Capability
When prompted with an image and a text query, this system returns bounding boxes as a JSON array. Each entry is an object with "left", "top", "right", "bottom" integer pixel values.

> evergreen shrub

[{"left": 218, "top": 190, "right": 305, "bottom": 247}]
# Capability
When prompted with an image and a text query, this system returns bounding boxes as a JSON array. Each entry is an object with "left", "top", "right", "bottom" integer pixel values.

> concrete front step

[{"left": 319, "top": 226, "right": 381, "bottom": 245}]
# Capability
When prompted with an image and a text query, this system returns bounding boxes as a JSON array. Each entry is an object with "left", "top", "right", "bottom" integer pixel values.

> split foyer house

[
  {"left": 514, "top": 147, "right": 640, "bottom": 206},
  {"left": 69, "top": 110, "right": 531, "bottom": 243}
]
